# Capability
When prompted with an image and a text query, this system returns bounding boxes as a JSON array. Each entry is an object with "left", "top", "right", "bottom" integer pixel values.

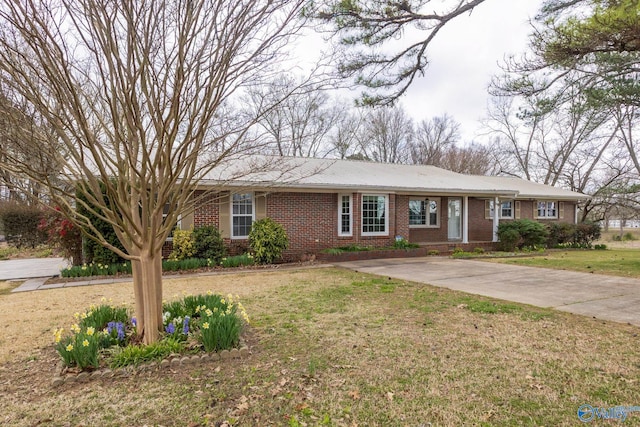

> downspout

[
  {"left": 492, "top": 196, "right": 500, "bottom": 242},
  {"left": 462, "top": 196, "right": 469, "bottom": 244}
]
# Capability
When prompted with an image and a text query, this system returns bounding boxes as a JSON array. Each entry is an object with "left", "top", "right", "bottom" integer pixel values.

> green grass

[
  {"left": 3, "top": 268, "right": 640, "bottom": 426},
  {"left": 487, "top": 248, "right": 640, "bottom": 278}
]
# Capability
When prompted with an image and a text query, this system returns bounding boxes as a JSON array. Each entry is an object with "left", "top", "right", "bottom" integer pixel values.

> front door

[{"left": 448, "top": 198, "right": 461, "bottom": 240}]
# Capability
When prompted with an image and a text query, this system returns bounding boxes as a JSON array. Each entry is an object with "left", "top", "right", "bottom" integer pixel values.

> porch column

[
  {"left": 492, "top": 196, "right": 500, "bottom": 242},
  {"left": 462, "top": 196, "right": 469, "bottom": 244}
]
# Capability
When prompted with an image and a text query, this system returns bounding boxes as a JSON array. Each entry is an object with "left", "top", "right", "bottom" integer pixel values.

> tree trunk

[{"left": 132, "top": 247, "right": 164, "bottom": 344}]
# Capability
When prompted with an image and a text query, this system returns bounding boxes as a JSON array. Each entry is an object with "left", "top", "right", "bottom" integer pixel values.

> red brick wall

[
  {"left": 395, "top": 195, "right": 410, "bottom": 240},
  {"left": 468, "top": 197, "right": 493, "bottom": 242},
  {"left": 266, "top": 192, "right": 394, "bottom": 260},
  {"left": 193, "top": 191, "right": 220, "bottom": 228}
]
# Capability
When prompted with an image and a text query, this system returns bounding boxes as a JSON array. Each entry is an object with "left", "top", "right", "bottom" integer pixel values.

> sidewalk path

[{"left": 0, "top": 257, "right": 68, "bottom": 281}]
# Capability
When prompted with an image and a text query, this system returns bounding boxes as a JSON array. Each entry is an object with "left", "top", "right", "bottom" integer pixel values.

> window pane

[
  {"left": 232, "top": 193, "right": 253, "bottom": 237},
  {"left": 362, "top": 195, "right": 386, "bottom": 233},
  {"left": 409, "top": 200, "right": 426, "bottom": 225},
  {"left": 428, "top": 199, "right": 438, "bottom": 226},
  {"left": 501, "top": 201, "right": 512, "bottom": 218},
  {"left": 340, "top": 195, "right": 351, "bottom": 234}
]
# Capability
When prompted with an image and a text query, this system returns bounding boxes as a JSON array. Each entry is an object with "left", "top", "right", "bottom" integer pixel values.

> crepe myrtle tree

[{"left": 0, "top": 0, "right": 310, "bottom": 344}]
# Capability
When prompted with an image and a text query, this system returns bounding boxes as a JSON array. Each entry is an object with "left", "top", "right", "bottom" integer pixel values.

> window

[
  {"left": 362, "top": 195, "right": 388, "bottom": 236},
  {"left": 338, "top": 194, "right": 352, "bottom": 236},
  {"left": 487, "top": 200, "right": 514, "bottom": 219},
  {"left": 500, "top": 201, "right": 513, "bottom": 219},
  {"left": 409, "top": 197, "right": 439, "bottom": 227},
  {"left": 232, "top": 193, "right": 254, "bottom": 238},
  {"left": 537, "top": 201, "right": 557, "bottom": 218}
]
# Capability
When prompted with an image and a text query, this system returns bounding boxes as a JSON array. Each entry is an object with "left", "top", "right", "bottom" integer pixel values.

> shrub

[
  {"left": 248, "top": 217, "right": 289, "bottom": 264},
  {"left": 76, "top": 182, "right": 126, "bottom": 265},
  {"left": 0, "top": 202, "right": 47, "bottom": 248},
  {"left": 473, "top": 247, "right": 485, "bottom": 254},
  {"left": 38, "top": 208, "right": 83, "bottom": 265},
  {"left": 427, "top": 249, "right": 439, "bottom": 256},
  {"left": 623, "top": 232, "right": 636, "bottom": 241},
  {"left": 192, "top": 225, "right": 226, "bottom": 263},
  {"left": 546, "top": 222, "right": 575, "bottom": 247},
  {"left": 168, "top": 229, "right": 195, "bottom": 261},
  {"left": 573, "top": 222, "right": 601, "bottom": 248},
  {"left": 594, "top": 244, "right": 607, "bottom": 250},
  {"left": 497, "top": 219, "right": 548, "bottom": 251}
]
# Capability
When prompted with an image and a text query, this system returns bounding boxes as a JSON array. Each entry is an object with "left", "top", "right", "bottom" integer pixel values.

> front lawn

[
  {"left": 2, "top": 267, "right": 640, "bottom": 426},
  {"left": 486, "top": 248, "right": 640, "bottom": 278}
]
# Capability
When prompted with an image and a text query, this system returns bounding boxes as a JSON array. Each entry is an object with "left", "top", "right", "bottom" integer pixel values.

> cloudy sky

[
  {"left": 290, "top": 0, "right": 546, "bottom": 143},
  {"left": 398, "top": 0, "right": 545, "bottom": 142}
]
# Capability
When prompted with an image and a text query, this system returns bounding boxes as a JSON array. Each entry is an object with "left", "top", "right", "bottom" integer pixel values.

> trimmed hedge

[{"left": 0, "top": 202, "right": 47, "bottom": 248}]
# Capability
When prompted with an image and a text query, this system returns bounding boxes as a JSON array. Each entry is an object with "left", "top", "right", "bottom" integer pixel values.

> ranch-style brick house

[{"left": 173, "top": 155, "right": 589, "bottom": 260}]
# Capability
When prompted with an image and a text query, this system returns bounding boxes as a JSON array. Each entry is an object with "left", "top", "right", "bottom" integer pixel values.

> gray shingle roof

[{"left": 201, "top": 155, "right": 588, "bottom": 201}]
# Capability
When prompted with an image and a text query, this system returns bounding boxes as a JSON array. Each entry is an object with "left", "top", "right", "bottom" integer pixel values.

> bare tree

[
  {"left": 0, "top": 95, "right": 60, "bottom": 202},
  {"left": 410, "top": 114, "right": 461, "bottom": 166},
  {"left": 438, "top": 143, "right": 496, "bottom": 175},
  {"left": 246, "top": 75, "right": 345, "bottom": 158},
  {"left": 360, "top": 106, "right": 413, "bottom": 163},
  {"left": 0, "top": 0, "right": 308, "bottom": 344},
  {"left": 326, "top": 103, "right": 367, "bottom": 159}
]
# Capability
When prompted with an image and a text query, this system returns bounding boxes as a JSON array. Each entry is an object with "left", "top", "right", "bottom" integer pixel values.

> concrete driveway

[
  {"left": 336, "top": 257, "right": 640, "bottom": 327},
  {"left": 0, "top": 257, "right": 68, "bottom": 280}
]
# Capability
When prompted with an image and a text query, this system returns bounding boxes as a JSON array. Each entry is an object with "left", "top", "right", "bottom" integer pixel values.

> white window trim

[
  {"left": 500, "top": 200, "right": 514, "bottom": 219},
  {"left": 338, "top": 194, "right": 353, "bottom": 237},
  {"left": 537, "top": 200, "right": 558, "bottom": 219},
  {"left": 409, "top": 197, "right": 440, "bottom": 228},
  {"left": 488, "top": 200, "right": 514, "bottom": 219},
  {"left": 361, "top": 194, "right": 389, "bottom": 237},
  {"left": 231, "top": 192, "right": 255, "bottom": 239}
]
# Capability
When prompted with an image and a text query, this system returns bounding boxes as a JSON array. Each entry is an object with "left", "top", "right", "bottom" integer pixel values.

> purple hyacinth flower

[
  {"left": 165, "top": 323, "right": 176, "bottom": 334},
  {"left": 182, "top": 316, "right": 190, "bottom": 335},
  {"left": 131, "top": 317, "right": 137, "bottom": 327},
  {"left": 116, "top": 322, "right": 125, "bottom": 341}
]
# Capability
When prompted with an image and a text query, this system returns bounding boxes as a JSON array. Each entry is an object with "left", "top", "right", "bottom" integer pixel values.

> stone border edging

[{"left": 52, "top": 344, "right": 250, "bottom": 387}]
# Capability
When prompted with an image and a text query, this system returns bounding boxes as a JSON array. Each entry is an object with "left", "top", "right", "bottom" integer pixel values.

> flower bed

[
  {"left": 60, "top": 254, "right": 255, "bottom": 278},
  {"left": 52, "top": 293, "right": 250, "bottom": 375}
]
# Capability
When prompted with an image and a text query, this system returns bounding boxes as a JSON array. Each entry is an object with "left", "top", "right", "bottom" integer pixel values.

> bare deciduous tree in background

[
  {"left": 0, "top": 0, "right": 308, "bottom": 344},
  {"left": 359, "top": 106, "right": 413, "bottom": 163}
]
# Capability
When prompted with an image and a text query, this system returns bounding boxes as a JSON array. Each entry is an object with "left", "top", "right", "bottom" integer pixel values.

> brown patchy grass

[{"left": 2, "top": 267, "right": 640, "bottom": 426}]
